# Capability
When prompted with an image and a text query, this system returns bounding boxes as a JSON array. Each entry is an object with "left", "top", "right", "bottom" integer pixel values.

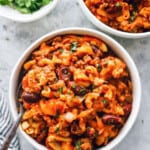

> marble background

[{"left": 0, "top": 0, "right": 150, "bottom": 149}]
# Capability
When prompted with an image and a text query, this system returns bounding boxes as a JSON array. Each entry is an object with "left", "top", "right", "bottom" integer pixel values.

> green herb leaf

[
  {"left": 129, "top": 11, "right": 137, "bottom": 22},
  {"left": 79, "top": 87, "right": 86, "bottom": 95},
  {"left": 115, "top": 2, "right": 121, "bottom": 7},
  {"left": 0, "top": 0, "right": 9, "bottom": 5},
  {"left": 70, "top": 41, "right": 78, "bottom": 52},
  {"left": 54, "top": 110, "right": 60, "bottom": 118},
  {"left": 75, "top": 140, "right": 82, "bottom": 150},
  {"left": 108, "top": 136, "right": 112, "bottom": 141},
  {"left": 102, "top": 99, "right": 108, "bottom": 105},
  {"left": 42, "top": 0, "right": 51, "bottom": 5},
  {"left": 58, "top": 87, "right": 63, "bottom": 94},
  {"left": 58, "top": 48, "right": 64, "bottom": 53},
  {"left": 0, "top": 0, "right": 53, "bottom": 13},
  {"left": 67, "top": 91, "right": 72, "bottom": 95},
  {"left": 55, "top": 126, "right": 60, "bottom": 134},
  {"left": 71, "top": 84, "right": 76, "bottom": 89},
  {"left": 96, "top": 63, "right": 101, "bottom": 72},
  {"left": 89, "top": 84, "right": 95, "bottom": 91},
  {"left": 53, "top": 77, "right": 57, "bottom": 82},
  {"left": 95, "top": 131, "right": 99, "bottom": 137},
  {"left": 16, "top": 7, "right": 30, "bottom": 13},
  {"left": 25, "top": 0, "right": 31, "bottom": 8}
]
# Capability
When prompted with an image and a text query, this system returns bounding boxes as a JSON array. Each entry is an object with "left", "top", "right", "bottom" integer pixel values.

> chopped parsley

[
  {"left": 67, "top": 91, "right": 72, "bottom": 95},
  {"left": 89, "top": 84, "right": 95, "bottom": 90},
  {"left": 58, "top": 87, "right": 63, "bottom": 94},
  {"left": 53, "top": 77, "right": 57, "bottom": 82},
  {"left": 79, "top": 87, "right": 86, "bottom": 94},
  {"left": 58, "top": 48, "right": 64, "bottom": 53},
  {"left": 70, "top": 41, "right": 78, "bottom": 52},
  {"left": 96, "top": 63, "right": 102, "bottom": 72},
  {"left": 102, "top": 99, "right": 108, "bottom": 105},
  {"left": 129, "top": 11, "right": 138, "bottom": 22},
  {"left": 71, "top": 84, "right": 76, "bottom": 89},
  {"left": 55, "top": 126, "right": 60, "bottom": 134},
  {"left": 54, "top": 110, "right": 60, "bottom": 118},
  {"left": 75, "top": 140, "right": 82, "bottom": 150},
  {"left": 108, "top": 136, "right": 112, "bottom": 141},
  {"left": 0, "top": 0, "right": 52, "bottom": 14},
  {"left": 115, "top": 2, "right": 121, "bottom": 7}
]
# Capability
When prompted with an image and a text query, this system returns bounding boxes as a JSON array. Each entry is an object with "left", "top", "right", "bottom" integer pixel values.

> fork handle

[{"left": 0, "top": 113, "right": 22, "bottom": 150}]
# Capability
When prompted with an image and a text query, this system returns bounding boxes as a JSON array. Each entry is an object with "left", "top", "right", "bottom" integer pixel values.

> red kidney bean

[
  {"left": 91, "top": 45, "right": 99, "bottom": 53},
  {"left": 102, "top": 115, "right": 122, "bottom": 125},
  {"left": 21, "top": 91, "right": 40, "bottom": 103},
  {"left": 71, "top": 121, "right": 84, "bottom": 135},
  {"left": 74, "top": 86, "right": 87, "bottom": 96},
  {"left": 69, "top": 82, "right": 88, "bottom": 96},
  {"left": 86, "top": 127, "right": 96, "bottom": 139},
  {"left": 123, "top": 104, "right": 132, "bottom": 117},
  {"left": 56, "top": 66, "right": 71, "bottom": 81}
]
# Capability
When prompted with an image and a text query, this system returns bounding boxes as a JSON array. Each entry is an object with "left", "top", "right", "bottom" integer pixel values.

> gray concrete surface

[{"left": 0, "top": 0, "right": 150, "bottom": 150}]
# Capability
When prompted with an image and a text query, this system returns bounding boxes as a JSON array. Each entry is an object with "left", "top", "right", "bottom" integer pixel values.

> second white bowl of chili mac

[
  {"left": 78, "top": 0, "right": 150, "bottom": 38},
  {"left": 9, "top": 28, "right": 141, "bottom": 150}
]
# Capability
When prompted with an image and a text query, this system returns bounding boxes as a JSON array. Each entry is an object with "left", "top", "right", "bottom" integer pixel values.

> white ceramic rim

[
  {"left": 9, "top": 27, "right": 141, "bottom": 150},
  {"left": 77, "top": 0, "right": 150, "bottom": 39},
  {"left": 0, "top": 0, "right": 58, "bottom": 22}
]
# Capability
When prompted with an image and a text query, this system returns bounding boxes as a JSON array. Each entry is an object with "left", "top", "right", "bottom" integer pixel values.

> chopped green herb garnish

[
  {"left": 89, "top": 84, "right": 95, "bottom": 90},
  {"left": 79, "top": 88, "right": 86, "bottom": 93},
  {"left": 102, "top": 99, "right": 108, "bottom": 105},
  {"left": 54, "top": 110, "right": 60, "bottom": 118},
  {"left": 115, "top": 2, "right": 121, "bottom": 7},
  {"left": 95, "top": 131, "right": 99, "bottom": 137},
  {"left": 0, "top": 0, "right": 8, "bottom": 5},
  {"left": 129, "top": 11, "right": 137, "bottom": 22},
  {"left": 75, "top": 140, "right": 82, "bottom": 150},
  {"left": 108, "top": 136, "right": 112, "bottom": 141},
  {"left": 70, "top": 41, "right": 78, "bottom": 52},
  {"left": 92, "top": 84, "right": 95, "bottom": 90},
  {"left": 55, "top": 126, "right": 60, "bottom": 134},
  {"left": 58, "top": 87, "right": 63, "bottom": 93},
  {"left": 58, "top": 48, "right": 64, "bottom": 53},
  {"left": 0, "top": 0, "right": 52, "bottom": 14},
  {"left": 53, "top": 77, "right": 57, "bottom": 82},
  {"left": 68, "top": 91, "right": 72, "bottom": 95},
  {"left": 96, "top": 63, "right": 101, "bottom": 72},
  {"left": 71, "top": 84, "right": 76, "bottom": 89}
]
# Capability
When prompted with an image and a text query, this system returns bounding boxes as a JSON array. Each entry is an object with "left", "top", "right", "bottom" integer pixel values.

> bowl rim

[
  {"left": 9, "top": 27, "right": 141, "bottom": 150},
  {"left": 0, "top": 0, "right": 58, "bottom": 22},
  {"left": 77, "top": 0, "right": 150, "bottom": 39}
]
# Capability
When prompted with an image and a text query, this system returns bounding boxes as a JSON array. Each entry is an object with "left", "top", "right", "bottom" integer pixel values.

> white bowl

[
  {"left": 77, "top": 0, "right": 150, "bottom": 39},
  {"left": 9, "top": 28, "right": 141, "bottom": 150},
  {"left": 0, "top": 0, "right": 58, "bottom": 22}
]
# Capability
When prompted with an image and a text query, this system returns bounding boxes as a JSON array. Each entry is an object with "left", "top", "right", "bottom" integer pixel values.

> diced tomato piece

[
  {"left": 49, "top": 91, "right": 54, "bottom": 98},
  {"left": 22, "top": 76, "right": 28, "bottom": 89},
  {"left": 40, "top": 99, "right": 66, "bottom": 116}
]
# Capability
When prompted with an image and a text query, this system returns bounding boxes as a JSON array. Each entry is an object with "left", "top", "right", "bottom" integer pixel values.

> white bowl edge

[
  {"left": 9, "top": 27, "right": 141, "bottom": 150},
  {"left": 0, "top": 0, "right": 58, "bottom": 22},
  {"left": 77, "top": 0, "right": 150, "bottom": 39}
]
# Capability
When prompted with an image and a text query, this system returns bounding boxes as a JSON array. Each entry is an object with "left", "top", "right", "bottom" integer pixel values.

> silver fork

[
  {"left": 0, "top": 104, "right": 23, "bottom": 150},
  {"left": 0, "top": 84, "right": 23, "bottom": 150}
]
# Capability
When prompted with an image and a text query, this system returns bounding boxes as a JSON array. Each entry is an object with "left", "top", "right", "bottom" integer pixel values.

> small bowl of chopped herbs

[{"left": 0, "top": 0, "right": 58, "bottom": 22}]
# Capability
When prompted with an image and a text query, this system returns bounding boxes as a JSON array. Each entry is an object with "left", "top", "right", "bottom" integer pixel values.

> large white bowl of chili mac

[
  {"left": 9, "top": 28, "right": 141, "bottom": 150},
  {"left": 77, "top": 0, "right": 150, "bottom": 38}
]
